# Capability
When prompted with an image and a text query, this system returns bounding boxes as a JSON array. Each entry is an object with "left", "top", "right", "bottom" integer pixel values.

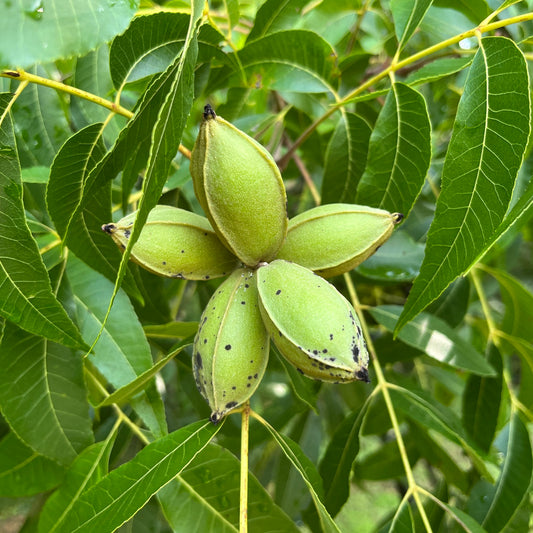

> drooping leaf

[
  {"left": 462, "top": 344, "right": 503, "bottom": 453},
  {"left": 321, "top": 112, "right": 371, "bottom": 204},
  {"left": 356, "top": 82, "right": 431, "bottom": 217},
  {"left": 435, "top": 500, "right": 486, "bottom": 533},
  {"left": 46, "top": 123, "right": 141, "bottom": 301},
  {"left": 391, "top": 0, "right": 433, "bottom": 51},
  {"left": 257, "top": 414, "right": 341, "bottom": 533},
  {"left": 53, "top": 420, "right": 222, "bottom": 533},
  {"left": 246, "top": 0, "right": 311, "bottom": 43},
  {"left": 319, "top": 403, "right": 368, "bottom": 516},
  {"left": 39, "top": 431, "right": 117, "bottom": 533},
  {"left": 0, "top": 432, "right": 66, "bottom": 497},
  {"left": 67, "top": 255, "right": 167, "bottom": 439},
  {"left": 370, "top": 305, "right": 495, "bottom": 376},
  {"left": 482, "top": 413, "right": 532, "bottom": 532},
  {"left": 0, "top": 0, "right": 138, "bottom": 69},
  {"left": 159, "top": 444, "right": 299, "bottom": 533},
  {"left": 396, "top": 37, "right": 530, "bottom": 334},
  {"left": 0, "top": 93, "right": 86, "bottom": 349},
  {"left": 110, "top": 13, "right": 225, "bottom": 90},
  {"left": 0, "top": 322, "right": 93, "bottom": 465}
]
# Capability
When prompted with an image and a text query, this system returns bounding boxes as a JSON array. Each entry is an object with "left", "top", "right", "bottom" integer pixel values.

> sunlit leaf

[
  {"left": 396, "top": 37, "right": 530, "bottom": 334},
  {"left": 0, "top": 0, "right": 138, "bottom": 69},
  {"left": 370, "top": 305, "right": 495, "bottom": 375}
]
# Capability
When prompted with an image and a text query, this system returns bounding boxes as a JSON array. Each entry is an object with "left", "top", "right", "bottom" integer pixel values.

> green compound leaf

[
  {"left": 482, "top": 413, "right": 532, "bottom": 532},
  {"left": 0, "top": 0, "right": 138, "bottom": 69},
  {"left": 0, "top": 93, "right": 87, "bottom": 349},
  {"left": 391, "top": 0, "right": 433, "bottom": 52},
  {"left": 0, "top": 323, "right": 93, "bottom": 466},
  {"left": 356, "top": 82, "right": 431, "bottom": 218},
  {"left": 396, "top": 37, "right": 530, "bottom": 335},
  {"left": 321, "top": 112, "right": 371, "bottom": 204},
  {"left": 52, "top": 420, "right": 221, "bottom": 533}
]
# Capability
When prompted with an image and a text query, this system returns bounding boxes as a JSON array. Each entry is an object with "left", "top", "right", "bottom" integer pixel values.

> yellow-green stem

[
  {"left": 240, "top": 402, "right": 250, "bottom": 533},
  {"left": 278, "top": 12, "right": 533, "bottom": 169},
  {"left": 344, "top": 273, "right": 433, "bottom": 532}
]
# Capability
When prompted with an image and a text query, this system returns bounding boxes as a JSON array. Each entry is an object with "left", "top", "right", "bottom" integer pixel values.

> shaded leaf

[
  {"left": 67, "top": 255, "right": 167, "bottom": 439},
  {"left": 321, "top": 112, "right": 371, "bottom": 204},
  {"left": 482, "top": 413, "right": 532, "bottom": 532},
  {"left": 46, "top": 123, "right": 141, "bottom": 301},
  {"left": 319, "top": 404, "right": 368, "bottom": 516},
  {"left": 356, "top": 230, "right": 424, "bottom": 282},
  {"left": 0, "top": 93, "right": 86, "bottom": 349},
  {"left": 246, "top": 0, "right": 311, "bottom": 43},
  {"left": 0, "top": 432, "right": 65, "bottom": 497},
  {"left": 462, "top": 344, "right": 503, "bottom": 453},
  {"left": 10, "top": 66, "right": 70, "bottom": 168},
  {"left": 356, "top": 82, "right": 431, "bottom": 217},
  {"left": 0, "top": 0, "right": 138, "bottom": 69},
  {"left": 370, "top": 305, "right": 495, "bottom": 375},
  {"left": 396, "top": 37, "right": 530, "bottom": 334},
  {"left": 159, "top": 444, "right": 299, "bottom": 532},
  {"left": 39, "top": 432, "right": 117, "bottom": 533},
  {"left": 438, "top": 500, "right": 487, "bottom": 533},
  {"left": 389, "top": 385, "right": 492, "bottom": 479},
  {"left": 275, "top": 345, "right": 320, "bottom": 413},
  {"left": 0, "top": 322, "right": 93, "bottom": 465},
  {"left": 53, "top": 420, "right": 222, "bottom": 533},
  {"left": 425, "top": 277, "right": 470, "bottom": 328},
  {"left": 391, "top": 0, "right": 433, "bottom": 51},
  {"left": 257, "top": 414, "right": 340, "bottom": 533},
  {"left": 390, "top": 500, "right": 415, "bottom": 533}
]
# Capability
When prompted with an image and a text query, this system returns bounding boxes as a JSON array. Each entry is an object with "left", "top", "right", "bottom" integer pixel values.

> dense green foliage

[{"left": 1, "top": 1, "right": 532, "bottom": 532}]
